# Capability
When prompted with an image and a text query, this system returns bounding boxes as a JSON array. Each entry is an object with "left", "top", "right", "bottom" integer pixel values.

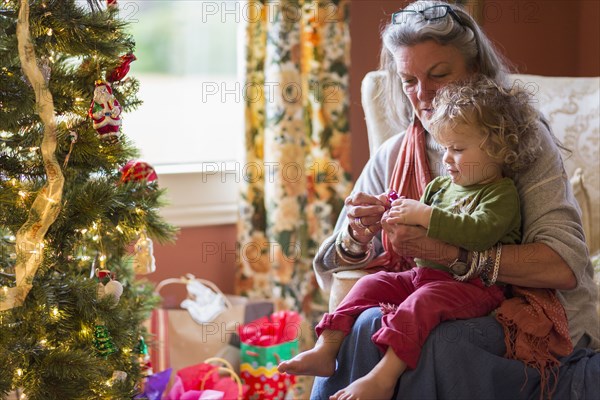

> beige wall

[{"left": 150, "top": 1, "right": 600, "bottom": 298}]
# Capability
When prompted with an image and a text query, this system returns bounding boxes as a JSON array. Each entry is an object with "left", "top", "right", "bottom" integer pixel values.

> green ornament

[
  {"left": 135, "top": 335, "right": 148, "bottom": 356},
  {"left": 94, "top": 324, "right": 117, "bottom": 357}
]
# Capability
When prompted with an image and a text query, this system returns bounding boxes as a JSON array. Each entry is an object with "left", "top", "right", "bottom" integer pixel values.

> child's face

[{"left": 438, "top": 124, "right": 503, "bottom": 187}]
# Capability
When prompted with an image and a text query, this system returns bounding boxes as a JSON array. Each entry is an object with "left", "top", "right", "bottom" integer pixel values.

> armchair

[{"left": 329, "top": 71, "right": 600, "bottom": 313}]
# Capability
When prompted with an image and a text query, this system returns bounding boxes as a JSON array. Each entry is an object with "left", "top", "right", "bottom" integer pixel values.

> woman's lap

[{"left": 310, "top": 307, "right": 600, "bottom": 399}]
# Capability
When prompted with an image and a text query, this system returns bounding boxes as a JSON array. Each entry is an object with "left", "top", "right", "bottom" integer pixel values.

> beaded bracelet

[
  {"left": 452, "top": 243, "right": 503, "bottom": 286},
  {"left": 488, "top": 243, "right": 502, "bottom": 286},
  {"left": 479, "top": 247, "right": 495, "bottom": 285},
  {"left": 479, "top": 244, "right": 503, "bottom": 286}
]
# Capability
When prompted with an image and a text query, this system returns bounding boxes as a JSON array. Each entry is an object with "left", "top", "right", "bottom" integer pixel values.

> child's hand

[{"left": 386, "top": 198, "right": 431, "bottom": 228}]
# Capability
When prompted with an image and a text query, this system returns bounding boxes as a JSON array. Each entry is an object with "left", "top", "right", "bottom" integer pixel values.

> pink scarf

[{"left": 366, "top": 118, "right": 431, "bottom": 272}]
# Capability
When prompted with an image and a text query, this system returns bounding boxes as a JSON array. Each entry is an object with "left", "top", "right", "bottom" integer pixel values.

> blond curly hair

[{"left": 429, "top": 75, "right": 541, "bottom": 172}]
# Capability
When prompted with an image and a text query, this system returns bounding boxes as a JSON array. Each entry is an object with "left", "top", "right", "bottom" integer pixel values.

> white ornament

[
  {"left": 111, "top": 370, "right": 128, "bottom": 383},
  {"left": 104, "top": 280, "right": 124, "bottom": 304},
  {"left": 97, "top": 272, "right": 123, "bottom": 307}
]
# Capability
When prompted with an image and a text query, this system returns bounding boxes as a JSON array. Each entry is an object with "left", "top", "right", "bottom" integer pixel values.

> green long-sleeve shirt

[{"left": 418, "top": 176, "right": 521, "bottom": 271}]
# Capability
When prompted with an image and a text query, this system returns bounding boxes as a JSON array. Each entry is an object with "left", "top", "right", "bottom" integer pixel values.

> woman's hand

[{"left": 345, "top": 191, "right": 388, "bottom": 243}]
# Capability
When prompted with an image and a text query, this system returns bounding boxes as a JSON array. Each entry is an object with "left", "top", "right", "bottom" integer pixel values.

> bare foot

[
  {"left": 329, "top": 369, "right": 397, "bottom": 400},
  {"left": 277, "top": 346, "right": 337, "bottom": 377}
]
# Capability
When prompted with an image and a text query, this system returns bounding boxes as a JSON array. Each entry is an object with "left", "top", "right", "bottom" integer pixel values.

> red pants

[{"left": 316, "top": 267, "right": 505, "bottom": 369}]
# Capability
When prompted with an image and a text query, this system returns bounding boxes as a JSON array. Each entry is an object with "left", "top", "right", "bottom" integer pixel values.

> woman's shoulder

[
  {"left": 373, "top": 131, "right": 405, "bottom": 157},
  {"left": 513, "top": 119, "right": 566, "bottom": 192},
  {"left": 365, "top": 131, "right": 406, "bottom": 173}
]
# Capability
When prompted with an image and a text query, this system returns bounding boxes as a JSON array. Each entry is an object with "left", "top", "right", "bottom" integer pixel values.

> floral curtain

[{"left": 237, "top": 0, "right": 352, "bottom": 325}]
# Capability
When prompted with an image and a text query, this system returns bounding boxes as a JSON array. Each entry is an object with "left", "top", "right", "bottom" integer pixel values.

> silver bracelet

[
  {"left": 340, "top": 225, "right": 371, "bottom": 256},
  {"left": 335, "top": 229, "right": 372, "bottom": 265}
]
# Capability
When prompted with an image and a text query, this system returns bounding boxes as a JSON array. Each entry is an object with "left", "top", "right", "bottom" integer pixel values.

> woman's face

[{"left": 394, "top": 40, "right": 471, "bottom": 129}]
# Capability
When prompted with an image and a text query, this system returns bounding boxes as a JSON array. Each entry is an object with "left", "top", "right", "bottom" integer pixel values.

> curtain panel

[{"left": 237, "top": 0, "right": 352, "bottom": 325}]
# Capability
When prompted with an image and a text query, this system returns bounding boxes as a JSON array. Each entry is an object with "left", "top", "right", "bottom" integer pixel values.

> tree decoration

[
  {"left": 120, "top": 160, "right": 158, "bottom": 184},
  {"left": 88, "top": 80, "right": 122, "bottom": 143},
  {"left": 111, "top": 370, "right": 128, "bottom": 384},
  {"left": 135, "top": 336, "right": 153, "bottom": 377},
  {"left": 96, "top": 269, "right": 124, "bottom": 307},
  {"left": 107, "top": 53, "right": 136, "bottom": 83},
  {"left": 0, "top": 0, "right": 65, "bottom": 312},
  {"left": 62, "top": 131, "right": 79, "bottom": 168},
  {"left": 0, "top": 1, "right": 177, "bottom": 397},
  {"left": 93, "top": 324, "right": 117, "bottom": 358},
  {"left": 133, "top": 231, "right": 156, "bottom": 275}
]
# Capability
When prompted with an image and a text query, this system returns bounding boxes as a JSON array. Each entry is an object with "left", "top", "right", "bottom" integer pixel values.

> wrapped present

[{"left": 238, "top": 311, "right": 301, "bottom": 400}]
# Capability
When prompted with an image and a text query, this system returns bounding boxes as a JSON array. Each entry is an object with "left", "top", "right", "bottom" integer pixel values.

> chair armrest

[{"left": 329, "top": 270, "right": 370, "bottom": 312}]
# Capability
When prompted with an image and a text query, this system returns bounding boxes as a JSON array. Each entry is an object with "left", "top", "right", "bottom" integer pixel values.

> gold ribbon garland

[{"left": 0, "top": 0, "right": 65, "bottom": 310}]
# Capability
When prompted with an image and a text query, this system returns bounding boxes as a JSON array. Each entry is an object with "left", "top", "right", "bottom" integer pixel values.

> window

[
  {"left": 122, "top": 1, "right": 244, "bottom": 226},
  {"left": 126, "top": 1, "right": 243, "bottom": 165}
]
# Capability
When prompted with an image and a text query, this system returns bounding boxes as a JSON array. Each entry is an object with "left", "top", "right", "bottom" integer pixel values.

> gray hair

[{"left": 378, "top": 0, "right": 513, "bottom": 132}]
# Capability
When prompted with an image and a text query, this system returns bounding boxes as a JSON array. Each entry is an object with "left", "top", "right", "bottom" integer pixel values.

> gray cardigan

[{"left": 314, "top": 121, "right": 599, "bottom": 350}]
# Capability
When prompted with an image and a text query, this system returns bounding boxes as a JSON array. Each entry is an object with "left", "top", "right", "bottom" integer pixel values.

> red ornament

[
  {"left": 89, "top": 80, "right": 122, "bottom": 143},
  {"left": 386, "top": 190, "right": 399, "bottom": 210},
  {"left": 96, "top": 270, "right": 116, "bottom": 280},
  {"left": 120, "top": 160, "right": 158, "bottom": 184},
  {"left": 107, "top": 0, "right": 118, "bottom": 6},
  {"left": 107, "top": 53, "right": 136, "bottom": 83}
]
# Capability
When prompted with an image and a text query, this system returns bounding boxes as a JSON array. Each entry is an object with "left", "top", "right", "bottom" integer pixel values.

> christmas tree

[{"left": 0, "top": 0, "right": 176, "bottom": 398}]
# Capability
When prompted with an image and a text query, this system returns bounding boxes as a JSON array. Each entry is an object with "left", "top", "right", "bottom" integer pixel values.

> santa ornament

[
  {"left": 120, "top": 160, "right": 158, "bottom": 184},
  {"left": 89, "top": 80, "right": 122, "bottom": 143}
]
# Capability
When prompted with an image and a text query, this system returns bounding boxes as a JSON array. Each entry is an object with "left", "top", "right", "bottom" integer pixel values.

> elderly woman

[{"left": 309, "top": 1, "right": 599, "bottom": 399}]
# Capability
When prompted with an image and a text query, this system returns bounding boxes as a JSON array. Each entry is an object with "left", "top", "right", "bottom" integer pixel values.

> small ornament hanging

[
  {"left": 21, "top": 57, "right": 51, "bottom": 87},
  {"left": 107, "top": 53, "right": 136, "bottom": 83},
  {"left": 111, "top": 370, "right": 128, "bottom": 384},
  {"left": 135, "top": 335, "right": 149, "bottom": 356},
  {"left": 88, "top": 80, "right": 122, "bottom": 143},
  {"left": 135, "top": 336, "right": 154, "bottom": 377},
  {"left": 107, "top": 0, "right": 118, "bottom": 7},
  {"left": 120, "top": 160, "right": 158, "bottom": 184},
  {"left": 62, "top": 131, "right": 78, "bottom": 168},
  {"left": 133, "top": 231, "right": 156, "bottom": 275},
  {"left": 96, "top": 269, "right": 124, "bottom": 307},
  {"left": 93, "top": 324, "right": 117, "bottom": 358}
]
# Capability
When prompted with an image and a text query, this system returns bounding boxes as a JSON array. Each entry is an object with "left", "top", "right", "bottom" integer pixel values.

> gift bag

[
  {"left": 165, "top": 357, "right": 247, "bottom": 400},
  {"left": 238, "top": 311, "right": 301, "bottom": 400},
  {"left": 148, "top": 274, "right": 274, "bottom": 378}
]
